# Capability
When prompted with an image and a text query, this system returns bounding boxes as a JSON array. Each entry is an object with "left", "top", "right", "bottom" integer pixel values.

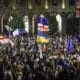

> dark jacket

[{"left": 33, "top": 71, "right": 47, "bottom": 80}]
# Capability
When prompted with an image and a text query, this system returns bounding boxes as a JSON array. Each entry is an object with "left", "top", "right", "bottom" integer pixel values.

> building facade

[{"left": 0, "top": 0, "right": 79, "bottom": 34}]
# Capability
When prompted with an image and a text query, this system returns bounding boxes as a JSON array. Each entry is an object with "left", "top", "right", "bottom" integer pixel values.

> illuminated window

[{"left": 56, "top": 14, "right": 62, "bottom": 33}]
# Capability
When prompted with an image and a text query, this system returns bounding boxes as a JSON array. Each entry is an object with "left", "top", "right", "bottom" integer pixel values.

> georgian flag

[
  {"left": 37, "top": 15, "right": 49, "bottom": 44},
  {"left": 0, "top": 36, "right": 14, "bottom": 47}
]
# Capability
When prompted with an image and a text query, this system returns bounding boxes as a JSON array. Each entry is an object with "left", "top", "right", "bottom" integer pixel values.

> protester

[{"left": 0, "top": 35, "right": 80, "bottom": 80}]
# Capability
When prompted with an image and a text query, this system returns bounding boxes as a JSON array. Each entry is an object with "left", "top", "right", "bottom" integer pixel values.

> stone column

[
  {"left": 45, "top": 0, "right": 49, "bottom": 9},
  {"left": 32, "top": 17, "right": 35, "bottom": 35},
  {"left": 11, "top": 0, "right": 16, "bottom": 9},
  {"left": 28, "top": 0, "right": 32, "bottom": 9},
  {"left": 61, "top": 13, "right": 67, "bottom": 34},
  {"left": 61, "top": 0, "right": 65, "bottom": 9},
  {"left": 1, "top": 15, "right": 5, "bottom": 33}
]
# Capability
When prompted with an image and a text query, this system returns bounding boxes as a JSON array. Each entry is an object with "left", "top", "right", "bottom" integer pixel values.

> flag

[
  {"left": 13, "top": 28, "right": 27, "bottom": 37},
  {"left": 0, "top": 35, "right": 14, "bottom": 47},
  {"left": 4, "top": 25, "right": 13, "bottom": 31},
  {"left": 4, "top": 25, "right": 13, "bottom": 38},
  {"left": 13, "top": 29, "right": 19, "bottom": 37},
  {"left": 37, "top": 15, "right": 49, "bottom": 44},
  {"left": 67, "top": 36, "right": 73, "bottom": 52},
  {"left": 76, "top": 34, "right": 80, "bottom": 42}
]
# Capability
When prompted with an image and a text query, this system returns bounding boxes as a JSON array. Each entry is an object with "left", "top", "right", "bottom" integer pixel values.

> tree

[
  {"left": 6, "top": 6, "right": 25, "bottom": 29},
  {"left": 7, "top": 14, "right": 24, "bottom": 29},
  {"left": 48, "top": 14, "right": 58, "bottom": 35}
]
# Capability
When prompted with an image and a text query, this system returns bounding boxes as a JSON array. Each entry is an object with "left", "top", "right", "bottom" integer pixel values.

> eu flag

[
  {"left": 76, "top": 34, "right": 80, "bottom": 42},
  {"left": 67, "top": 36, "right": 73, "bottom": 52}
]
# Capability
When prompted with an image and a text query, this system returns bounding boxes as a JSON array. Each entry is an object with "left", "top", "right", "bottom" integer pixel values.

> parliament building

[{"left": 0, "top": 0, "right": 80, "bottom": 34}]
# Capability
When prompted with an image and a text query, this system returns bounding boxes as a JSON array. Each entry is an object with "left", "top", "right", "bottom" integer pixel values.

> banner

[{"left": 37, "top": 15, "right": 49, "bottom": 44}]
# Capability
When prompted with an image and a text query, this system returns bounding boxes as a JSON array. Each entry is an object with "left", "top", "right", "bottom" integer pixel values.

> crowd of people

[{"left": 0, "top": 35, "right": 80, "bottom": 80}]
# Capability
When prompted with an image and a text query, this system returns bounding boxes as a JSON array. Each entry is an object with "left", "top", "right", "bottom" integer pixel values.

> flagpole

[
  {"left": 38, "top": 45, "right": 43, "bottom": 59},
  {"left": 39, "top": 14, "right": 44, "bottom": 59},
  {"left": 9, "top": 28, "right": 11, "bottom": 38},
  {"left": 79, "top": 17, "right": 80, "bottom": 34}
]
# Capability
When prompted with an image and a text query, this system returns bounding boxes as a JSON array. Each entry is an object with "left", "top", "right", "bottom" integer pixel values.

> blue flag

[
  {"left": 76, "top": 34, "right": 80, "bottom": 42},
  {"left": 67, "top": 36, "right": 73, "bottom": 52},
  {"left": 13, "top": 28, "right": 27, "bottom": 36}
]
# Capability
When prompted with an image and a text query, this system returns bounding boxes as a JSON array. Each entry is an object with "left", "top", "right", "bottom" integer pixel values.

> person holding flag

[
  {"left": 4, "top": 25, "right": 13, "bottom": 38},
  {"left": 66, "top": 36, "right": 73, "bottom": 53},
  {"left": 37, "top": 14, "right": 49, "bottom": 58}
]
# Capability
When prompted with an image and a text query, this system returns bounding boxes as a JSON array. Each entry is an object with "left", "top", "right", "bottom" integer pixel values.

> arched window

[
  {"left": 23, "top": 15, "right": 29, "bottom": 33},
  {"left": 69, "top": 0, "right": 75, "bottom": 6},
  {"left": 52, "top": 0, "right": 58, "bottom": 5},
  {"left": 35, "top": 0, "right": 41, "bottom": 5},
  {"left": 20, "top": 0, "right": 26, "bottom": 7},
  {"left": 3, "top": 0, "right": 9, "bottom": 7},
  {"left": 56, "top": 14, "right": 62, "bottom": 33}
]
